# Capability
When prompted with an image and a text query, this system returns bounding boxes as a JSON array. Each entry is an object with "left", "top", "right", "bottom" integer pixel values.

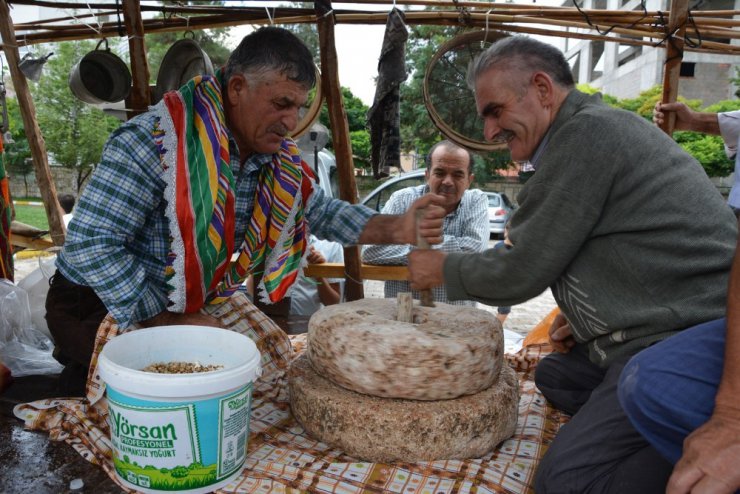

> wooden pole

[
  {"left": 0, "top": 0, "right": 65, "bottom": 246},
  {"left": 121, "top": 0, "right": 150, "bottom": 116},
  {"left": 315, "top": 0, "right": 364, "bottom": 302},
  {"left": 659, "top": 0, "right": 689, "bottom": 136}
]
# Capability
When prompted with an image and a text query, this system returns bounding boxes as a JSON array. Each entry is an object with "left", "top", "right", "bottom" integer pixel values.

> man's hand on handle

[
  {"left": 405, "top": 193, "right": 446, "bottom": 246},
  {"left": 408, "top": 249, "right": 446, "bottom": 291},
  {"left": 548, "top": 312, "right": 576, "bottom": 353}
]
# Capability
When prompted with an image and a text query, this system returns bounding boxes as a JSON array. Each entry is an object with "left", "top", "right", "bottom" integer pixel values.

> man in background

[
  {"left": 362, "top": 139, "right": 490, "bottom": 307},
  {"left": 58, "top": 193, "right": 75, "bottom": 228}
]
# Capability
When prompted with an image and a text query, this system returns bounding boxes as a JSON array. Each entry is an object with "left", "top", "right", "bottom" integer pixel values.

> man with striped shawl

[{"left": 45, "top": 27, "right": 445, "bottom": 394}]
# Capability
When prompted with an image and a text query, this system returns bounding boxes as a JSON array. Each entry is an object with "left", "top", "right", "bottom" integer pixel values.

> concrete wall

[{"left": 8, "top": 167, "right": 80, "bottom": 199}]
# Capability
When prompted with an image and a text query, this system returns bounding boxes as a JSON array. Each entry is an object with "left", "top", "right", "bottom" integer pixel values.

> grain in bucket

[{"left": 98, "top": 325, "right": 261, "bottom": 494}]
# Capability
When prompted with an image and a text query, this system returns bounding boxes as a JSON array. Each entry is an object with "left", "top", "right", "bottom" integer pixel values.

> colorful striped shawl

[{"left": 155, "top": 73, "right": 312, "bottom": 313}]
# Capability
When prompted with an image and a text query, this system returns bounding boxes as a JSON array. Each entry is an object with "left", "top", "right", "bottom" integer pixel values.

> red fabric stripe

[{"left": 165, "top": 94, "right": 205, "bottom": 312}]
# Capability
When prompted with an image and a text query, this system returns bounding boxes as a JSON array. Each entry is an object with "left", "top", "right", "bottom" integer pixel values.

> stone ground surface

[{"left": 13, "top": 252, "right": 559, "bottom": 337}]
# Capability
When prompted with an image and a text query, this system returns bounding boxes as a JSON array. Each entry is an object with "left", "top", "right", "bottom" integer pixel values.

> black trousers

[
  {"left": 45, "top": 272, "right": 108, "bottom": 392},
  {"left": 533, "top": 345, "right": 673, "bottom": 494}
]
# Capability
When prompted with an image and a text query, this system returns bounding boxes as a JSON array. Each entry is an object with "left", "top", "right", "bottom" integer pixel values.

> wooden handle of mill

[{"left": 415, "top": 208, "right": 435, "bottom": 307}]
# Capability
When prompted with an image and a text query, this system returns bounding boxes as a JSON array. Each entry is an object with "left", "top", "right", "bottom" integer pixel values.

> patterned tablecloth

[{"left": 14, "top": 294, "right": 567, "bottom": 494}]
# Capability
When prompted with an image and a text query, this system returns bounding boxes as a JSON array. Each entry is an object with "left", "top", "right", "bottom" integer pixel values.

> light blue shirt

[{"left": 718, "top": 111, "right": 740, "bottom": 209}]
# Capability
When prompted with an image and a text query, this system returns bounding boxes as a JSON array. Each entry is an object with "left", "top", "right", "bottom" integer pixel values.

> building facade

[{"left": 563, "top": 0, "right": 740, "bottom": 105}]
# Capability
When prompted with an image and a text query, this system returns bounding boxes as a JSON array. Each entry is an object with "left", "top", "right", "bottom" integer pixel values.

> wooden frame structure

[{"left": 1, "top": 0, "right": 738, "bottom": 298}]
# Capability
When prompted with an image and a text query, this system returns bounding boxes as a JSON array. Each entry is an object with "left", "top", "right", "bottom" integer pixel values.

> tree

[
  {"left": 284, "top": 16, "right": 320, "bottom": 65},
  {"left": 400, "top": 25, "right": 457, "bottom": 155},
  {"left": 29, "top": 41, "right": 121, "bottom": 193},
  {"left": 350, "top": 129, "right": 371, "bottom": 168},
  {"left": 399, "top": 24, "right": 515, "bottom": 176}
]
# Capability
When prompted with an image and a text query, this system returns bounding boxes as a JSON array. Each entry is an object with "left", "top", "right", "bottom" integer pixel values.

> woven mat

[{"left": 14, "top": 295, "right": 568, "bottom": 494}]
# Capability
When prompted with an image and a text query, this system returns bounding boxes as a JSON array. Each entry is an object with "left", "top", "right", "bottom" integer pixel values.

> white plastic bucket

[{"left": 98, "top": 326, "right": 261, "bottom": 494}]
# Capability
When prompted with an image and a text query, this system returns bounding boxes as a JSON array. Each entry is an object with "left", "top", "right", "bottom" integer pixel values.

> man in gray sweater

[{"left": 408, "top": 36, "right": 737, "bottom": 492}]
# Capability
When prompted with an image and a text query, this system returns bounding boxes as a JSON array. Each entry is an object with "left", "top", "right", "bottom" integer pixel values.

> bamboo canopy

[
  {"left": 1, "top": 0, "right": 739, "bottom": 298},
  {"left": 3, "top": 0, "right": 740, "bottom": 55}
]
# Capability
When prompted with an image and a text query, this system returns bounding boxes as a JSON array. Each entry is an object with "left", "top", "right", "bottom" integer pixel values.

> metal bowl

[
  {"left": 154, "top": 38, "right": 214, "bottom": 103},
  {"left": 69, "top": 48, "right": 132, "bottom": 104}
]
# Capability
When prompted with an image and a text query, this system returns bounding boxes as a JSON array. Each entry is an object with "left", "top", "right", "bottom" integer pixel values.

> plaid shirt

[
  {"left": 56, "top": 111, "right": 375, "bottom": 329},
  {"left": 362, "top": 184, "right": 488, "bottom": 306}
]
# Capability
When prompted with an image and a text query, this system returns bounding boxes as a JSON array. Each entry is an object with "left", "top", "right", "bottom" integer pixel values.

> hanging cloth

[
  {"left": 154, "top": 72, "right": 313, "bottom": 313},
  {"left": 0, "top": 137, "right": 12, "bottom": 281},
  {"left": 367, "top": 8, "right": 408, "bottom": 179}
]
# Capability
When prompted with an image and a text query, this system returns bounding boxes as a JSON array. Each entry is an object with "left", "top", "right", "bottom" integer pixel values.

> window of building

[{"left": 680, "top": 62, "right": 695, "bottom": 77}]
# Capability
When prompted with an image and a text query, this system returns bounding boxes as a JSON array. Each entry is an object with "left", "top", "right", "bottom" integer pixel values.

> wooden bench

[{"left": 303, "top": 262, "right": 408, "bottom": 281}]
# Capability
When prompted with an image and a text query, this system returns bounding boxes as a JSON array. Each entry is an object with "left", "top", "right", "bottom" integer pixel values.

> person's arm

[
  {"left": 62, "top": 122, "right": 219, "bottom": 329},
  {"left": 359, "top": 193, "right": 444, "bottom": 245},
  {"left": 315, "top": 279, "right": 341, "bottom": 306},
  {"left": 305, "top": 243, "right": 342, "bottom": 306},
  {"left": 653, "top": 102, "right": 721, "bottom": 135},
  {"left": 362, "top": 188, "right": 416, "bottom": 265},
  {"left": 305, "top": 186, "right": 445, "bottom": 247},
  {"left": 548, "top": 311, "right": 575, "bottom": 353},
  {"left": 667, "top": 221, "right": 740, "bottom": 494}
]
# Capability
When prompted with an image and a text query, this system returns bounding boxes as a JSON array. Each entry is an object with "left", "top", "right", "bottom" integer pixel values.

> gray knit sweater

[{"left": 445, "top": 90, "right": 737, "bottom": 366}]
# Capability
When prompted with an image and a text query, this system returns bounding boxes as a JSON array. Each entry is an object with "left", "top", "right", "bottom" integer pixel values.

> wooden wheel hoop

[
  {"left": 423, "top": 30, "right": 509, "bottom": 153},
  {"left": 291, "top": 65, "right": 324, "bottom": 139}
]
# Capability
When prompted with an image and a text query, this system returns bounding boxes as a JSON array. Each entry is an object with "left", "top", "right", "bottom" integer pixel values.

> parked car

[
  {"left": 485, "top": 191, "right": 516, "bottom": 239},
  {"left": 361, "top": 169, "right": 516, "bottom": 238},
  {"left": 360, "top": 169, "right": 426, "bottom": 212}
]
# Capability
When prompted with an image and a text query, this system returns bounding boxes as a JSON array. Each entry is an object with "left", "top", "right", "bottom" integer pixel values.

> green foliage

[
  {"left": 319, "top": 87, "right": 368, "bottom": 133},
  {"left": 284, "top": 21, "right": 320, "bottom": 65},
  {"left": 669, "top": 100, "right": 740, "bottom": 177},
  {"left": 471, "top": 150, "right": 512, "bottom": 185},
  {"left": 350, "top": 129, "right": 371, "bottom": 168},
  {"left": 316, "top": 86, "right": 371, "bottom": 170},
  {"left": 704, "top": 100, "right": 740, "bottom": 114},
  {"left": 400, "top": 24, "right": 514, "bottom": 175},
  {"left": 400, "top": 25, "right": 456, "bottom": 153},
  {"left": 674, "top": 132, "right": 733, "bottom": 177},
  {"left": 29, "top": 41, "right": 122, "bottom": 193}
]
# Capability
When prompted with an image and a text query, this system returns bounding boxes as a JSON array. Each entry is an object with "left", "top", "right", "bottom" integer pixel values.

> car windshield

[{"left": 487, "top": 195, "right": 501, "bottom": 207}]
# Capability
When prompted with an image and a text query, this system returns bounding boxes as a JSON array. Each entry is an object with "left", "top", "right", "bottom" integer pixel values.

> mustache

[
  {"left": 492, "top": 130, "right": 515, "bottom": 144},
  {"left": 267, "top": 124, "right": 289, "bottom": 136}
]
